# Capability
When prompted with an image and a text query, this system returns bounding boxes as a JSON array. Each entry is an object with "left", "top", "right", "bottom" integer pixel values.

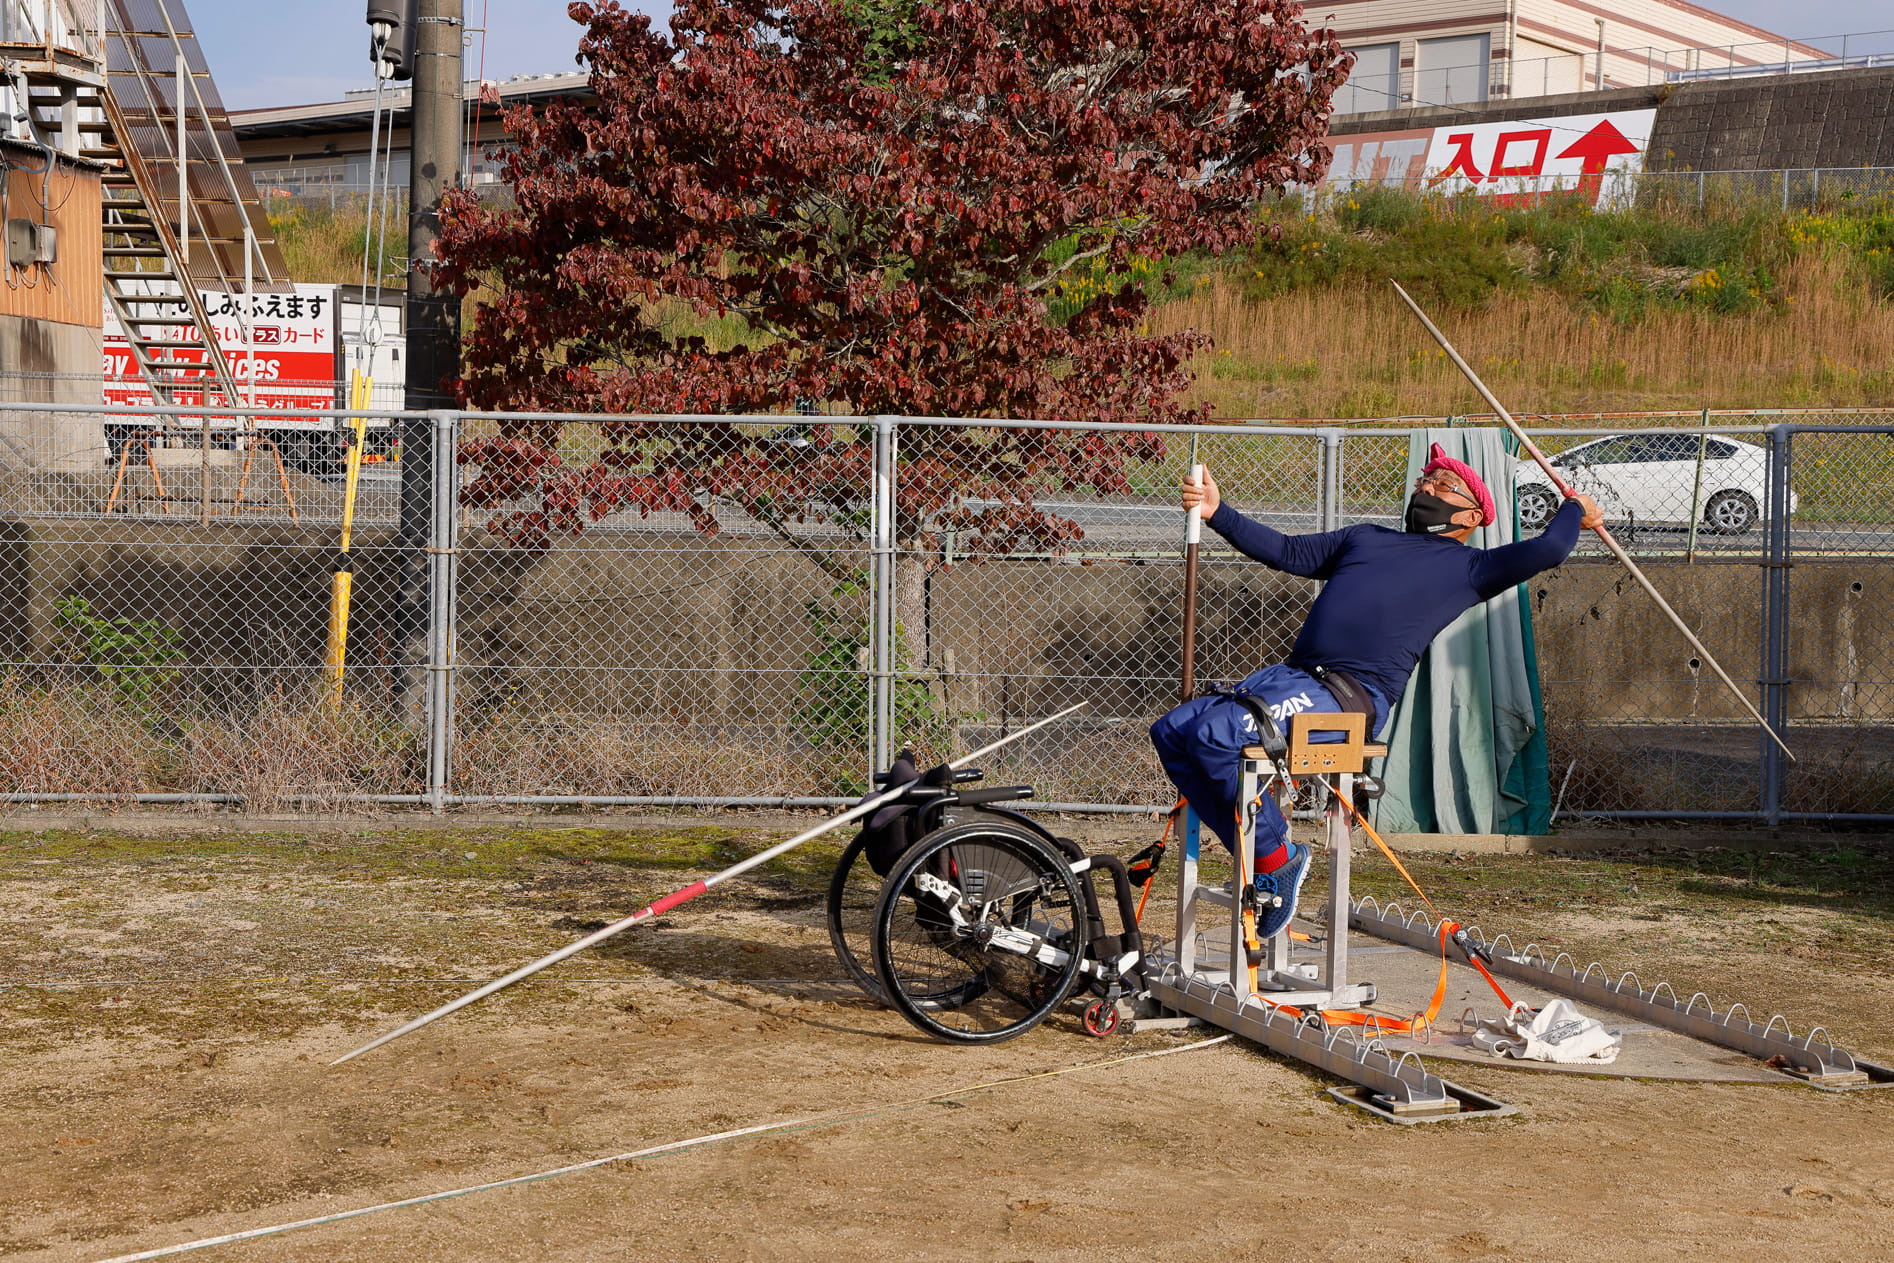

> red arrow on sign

[{"left": 1556, "top": 119, "right": 1642, "bottom": 202}]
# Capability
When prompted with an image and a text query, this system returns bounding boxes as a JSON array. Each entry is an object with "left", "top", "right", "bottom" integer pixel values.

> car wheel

[
  {"left": 1517, "top": 484, "right": 1558, "bottom": 531},
  {"left": 1705, "top": 490, "right": 1757, "bottom": 535}
]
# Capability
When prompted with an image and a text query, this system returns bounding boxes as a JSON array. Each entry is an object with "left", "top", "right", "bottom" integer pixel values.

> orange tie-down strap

[
  {"left": 1331, "top": 790, "right": 1519, "bottom": 1015},
  {"left": 1131, "top": 799, "right": 1189, "bottom": 925},
  {"left": 1249, "top": 919, "right": 1511, "bottom": 1036},
  {"left": 1233, "top": 782, "right": 1516, "bottom": 1033}
]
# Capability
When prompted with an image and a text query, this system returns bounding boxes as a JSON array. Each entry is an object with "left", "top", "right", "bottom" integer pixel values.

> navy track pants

[{"left": 1149, "top": 664, "right": 1383, "bottom": 859}]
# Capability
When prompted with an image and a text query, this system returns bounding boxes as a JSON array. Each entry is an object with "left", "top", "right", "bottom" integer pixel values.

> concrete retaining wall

[{"left": 2, "top": 519, "right": 1886, "bottom": 730}]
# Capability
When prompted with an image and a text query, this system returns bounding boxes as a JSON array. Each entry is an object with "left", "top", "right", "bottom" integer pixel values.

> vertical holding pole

[
  {"left": 426, "top": 409, "right": 460, "bottom": 811},
  {"left": 1180, "top": 442, "right": 1202, "bottom": 702},
  {"left": 1761, "top": 425, "right": 1792, "bottom": 826},
  {"left": 1318, "top": 428, "right": 1342, "bottom": 532},
  {"left": 1176, "top": 439, "right": 1204, "bottom": 978}
]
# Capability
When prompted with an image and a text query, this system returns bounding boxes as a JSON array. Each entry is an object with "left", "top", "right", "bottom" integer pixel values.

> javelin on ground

[
  {"left": 1391, "top": 281, "right": 1794, "bottom": 762},
  {"left": 331, "top": 701, "right": 1092, "bottom": 1065}
]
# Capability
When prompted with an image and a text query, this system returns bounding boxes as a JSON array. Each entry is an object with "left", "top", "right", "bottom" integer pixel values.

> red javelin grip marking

[{"left": 644, "top": 881, "right": 708, "bottom": 919}]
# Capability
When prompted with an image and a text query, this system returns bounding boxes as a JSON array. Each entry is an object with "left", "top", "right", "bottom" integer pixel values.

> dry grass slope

[
  {"left": 1152, "top": 189, "right": 1894, "bottom": 419},
  {"left": 1155, "top": 252, "right": 1894, "bottom": 419}
]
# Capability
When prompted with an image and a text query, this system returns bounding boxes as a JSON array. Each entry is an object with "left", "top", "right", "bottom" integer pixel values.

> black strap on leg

[{"left": 1207, "top": 686, "right": 1288, "bottom": 763}]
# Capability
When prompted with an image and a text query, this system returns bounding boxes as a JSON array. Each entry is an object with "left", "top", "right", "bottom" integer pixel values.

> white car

[{"left": 1514, "top": 434, "right": 1794, "bottom": 535}]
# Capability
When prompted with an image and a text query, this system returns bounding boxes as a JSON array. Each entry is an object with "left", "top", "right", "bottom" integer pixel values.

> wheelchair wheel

[
  {"left": 871, "top": 821, "right": 1087, "bottom": 1045},
  {"left": 825, "top": 831, "right": 890, "bottom": 1005}
]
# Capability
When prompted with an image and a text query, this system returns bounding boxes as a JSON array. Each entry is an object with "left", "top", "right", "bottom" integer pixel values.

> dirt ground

[{"left": 4, "top": 814, "right": 1894, "bottom": 1263}]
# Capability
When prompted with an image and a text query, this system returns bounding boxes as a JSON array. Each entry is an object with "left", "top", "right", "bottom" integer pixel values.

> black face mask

[{"left": 1404, "top": 492, "right": 1469, "bottom": 535}]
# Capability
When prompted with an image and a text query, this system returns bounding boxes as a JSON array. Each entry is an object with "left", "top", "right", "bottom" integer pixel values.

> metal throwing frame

[
  {"left": 1143, "top": 713, "right": 1514, "bottom": 1123},
  {"left": 1350, "top": 898, "right": 1894, "bottom": 1091}
]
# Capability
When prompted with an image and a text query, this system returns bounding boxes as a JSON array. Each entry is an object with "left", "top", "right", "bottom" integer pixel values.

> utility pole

[{"left": 398, "top": 0, "right": 462, "bottom": 721}]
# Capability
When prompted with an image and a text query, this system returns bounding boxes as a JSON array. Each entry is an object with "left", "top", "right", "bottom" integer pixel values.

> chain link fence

[
  {"left": 0, "top": 400, "right": 1886, "bottom": 824},
  {"left": 1314, "top": 166, "right": 1894, "bottom": 213}
]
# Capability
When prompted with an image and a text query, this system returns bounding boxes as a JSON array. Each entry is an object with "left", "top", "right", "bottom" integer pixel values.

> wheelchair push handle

[
  {"left": 871, "top": 762, "right": 985, "bottom": 787},
  {"left": 949, "top": 784, "right": 1034, "bottom": 807}
]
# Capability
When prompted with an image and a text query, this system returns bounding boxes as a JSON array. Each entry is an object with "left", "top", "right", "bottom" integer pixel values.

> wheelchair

[{"left": 825, "top": 752, "right": 1150, "bottom": 1044}]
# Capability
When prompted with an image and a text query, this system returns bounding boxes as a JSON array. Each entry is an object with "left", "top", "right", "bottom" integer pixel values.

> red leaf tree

[{"left": 437, "top": 0, "right": 1350, "bottom": 568}]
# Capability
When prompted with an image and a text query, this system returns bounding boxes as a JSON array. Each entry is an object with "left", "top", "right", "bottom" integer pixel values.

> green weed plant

[
  {"left": 794, "top": 572, "right": 961, "bottom": 794},
  {"left": 52, "top": 596, "right": 185, "bottom": 715}
]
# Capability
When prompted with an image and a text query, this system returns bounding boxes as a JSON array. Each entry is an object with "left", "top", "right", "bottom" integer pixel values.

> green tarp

[{"left": 1373, "top": 428, "right": 1553, "bottom": 837}]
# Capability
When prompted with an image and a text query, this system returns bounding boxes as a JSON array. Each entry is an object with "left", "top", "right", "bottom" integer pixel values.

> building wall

[
  {"left": 239, "top": 120, "right": 517, "bottom": 196},
  {"left": 1322, "top": 0, "right": 1831, "bottom": 114},
  {"left": 0, "top": 147, "right": 107, "bottom": 469},
  {"left": 2, "top": 149, "right": 102, "bottom": 327},
  {"left": 229, "top": 74, "right": 585, "bottom": 197}
]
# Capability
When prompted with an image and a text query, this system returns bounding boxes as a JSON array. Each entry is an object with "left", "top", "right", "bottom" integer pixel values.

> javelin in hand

[{"left": 1391, "top": 281, "right": 1793, "bottom": 762}]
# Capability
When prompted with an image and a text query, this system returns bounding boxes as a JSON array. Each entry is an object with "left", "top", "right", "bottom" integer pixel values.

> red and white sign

[
  {"left": 1423, "top": 110, "right": 1655, "bottom": 206},
  {"left": 103, "top": 283, "right": 340, "bottom": 421},
  {"left": 1327, "top": 109, "right": 1657, "bottom": 209}
]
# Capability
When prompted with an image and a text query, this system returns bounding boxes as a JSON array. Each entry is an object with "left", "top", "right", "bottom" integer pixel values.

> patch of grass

[
  {"left": 268, "top": 197, "right": 406, "bottom": 288},
  {"left": 0, "top": 823, "right": 849, "bottom": 891}
]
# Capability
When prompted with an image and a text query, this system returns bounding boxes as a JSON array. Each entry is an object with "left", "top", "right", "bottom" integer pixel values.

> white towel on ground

[{"left": 1472, "top": 998, "right": 1622, "bottom": 1064}]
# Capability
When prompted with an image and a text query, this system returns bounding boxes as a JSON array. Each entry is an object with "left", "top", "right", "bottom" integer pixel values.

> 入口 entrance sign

[{"left": 1328, "top": 109, "right": 1657, "bottom": 208}]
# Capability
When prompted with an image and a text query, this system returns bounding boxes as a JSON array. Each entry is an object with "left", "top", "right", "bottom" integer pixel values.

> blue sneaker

[{"left": 1253, "top": 843, "right": 1311, "bottom": 940}]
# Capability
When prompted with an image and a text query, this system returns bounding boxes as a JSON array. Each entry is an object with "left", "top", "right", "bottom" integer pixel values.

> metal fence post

[
  {"left": 1760, "top": 423, "right": 1792, "bottom": 827},
  {"left": 870, "top": 415, "right": 896, "bottom": 775},
  {"left": 1318, "top": 427, "right": 1342, "bottom": 531},
  {"left": 426, "top": 409, "right": 460, "bottom": 812}
]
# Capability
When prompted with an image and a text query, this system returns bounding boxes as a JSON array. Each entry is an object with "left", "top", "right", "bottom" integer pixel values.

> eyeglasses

[{"left": 1415, "top": 471, "right": 1473, "bottom": 501}]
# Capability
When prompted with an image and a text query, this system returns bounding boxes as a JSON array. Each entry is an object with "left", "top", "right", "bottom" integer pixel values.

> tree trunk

[{"left": 894, "top": 548, "right": 931, "bottom": 674}]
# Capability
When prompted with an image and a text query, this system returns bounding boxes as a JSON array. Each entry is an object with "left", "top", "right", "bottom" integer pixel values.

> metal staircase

[{"left": 5, "top": 0, "right": 292, "bottom": 412}]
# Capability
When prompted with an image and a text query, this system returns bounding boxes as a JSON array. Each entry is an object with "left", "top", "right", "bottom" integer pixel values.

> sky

[
  {"left": 192, "top": 1, "right": 668, "bottom": 112},
  {"left": 193, "top": 0, "right": 1894, "bottom": 112}
]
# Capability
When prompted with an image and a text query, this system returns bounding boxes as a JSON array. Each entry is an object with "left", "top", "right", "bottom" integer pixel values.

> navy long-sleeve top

[{"left": 1208, "top": 499, "right": 1583, "bottom": 708}]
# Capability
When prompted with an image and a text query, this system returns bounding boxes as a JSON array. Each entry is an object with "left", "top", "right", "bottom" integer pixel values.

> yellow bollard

[{"left": 324, "top": 371, "right": 373, "bottom": 708}]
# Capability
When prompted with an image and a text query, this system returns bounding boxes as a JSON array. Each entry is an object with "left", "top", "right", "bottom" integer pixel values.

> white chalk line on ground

[
  {"left": 89, "top": 1034, "right": 1233, "bottom": 1263},
  {"left": 2, "top": 976, "right": 847, "bottom": 988}
]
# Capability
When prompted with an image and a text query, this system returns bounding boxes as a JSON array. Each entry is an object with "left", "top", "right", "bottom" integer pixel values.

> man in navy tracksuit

[{"left": 1149, "top": 444, "right": 1602, "bottom": 939}]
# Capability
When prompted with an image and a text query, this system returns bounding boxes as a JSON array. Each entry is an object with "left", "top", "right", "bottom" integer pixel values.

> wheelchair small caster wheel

[{"left": 1082, "top": 1000, "right": 1120, "bottom": 1038}]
